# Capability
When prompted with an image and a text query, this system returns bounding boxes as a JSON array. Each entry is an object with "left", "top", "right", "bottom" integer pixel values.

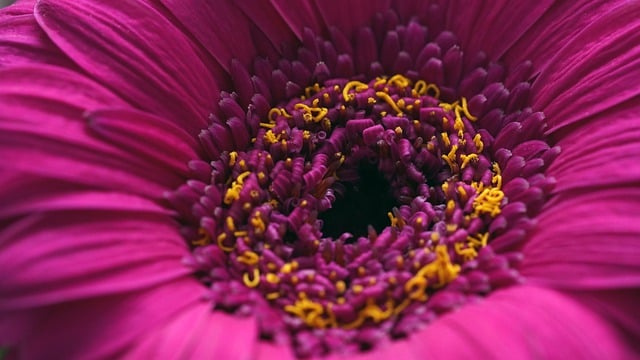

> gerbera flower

[{"left": 1, "top": 0, "right": 639, "bottom": 358}]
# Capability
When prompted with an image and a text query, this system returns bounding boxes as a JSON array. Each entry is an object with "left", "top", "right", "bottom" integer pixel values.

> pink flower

[{"left": 1, "top": 0, "right": 639, "bottom": 358}]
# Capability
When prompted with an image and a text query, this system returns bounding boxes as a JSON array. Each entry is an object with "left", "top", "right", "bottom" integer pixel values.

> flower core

[{"left": 171, "top": 12, "right": 558, "bottom": 357}]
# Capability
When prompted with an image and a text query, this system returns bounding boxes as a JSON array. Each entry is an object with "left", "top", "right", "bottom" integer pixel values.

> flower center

[{"left": 171, "top": 13, "right": 558, "bottom": 358}]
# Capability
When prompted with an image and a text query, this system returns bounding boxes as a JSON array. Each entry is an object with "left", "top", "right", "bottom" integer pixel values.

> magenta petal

[
  {"left": 0, "top": 210, "right": 189, "bottom": 310},
  {"left": 446, "top": 0, "right": 554, "bottom": 61},
  {"left": 313, "top": 0, "right": 392, "bottom": 39},
  {"left": 403, "top": 286, "right": 632, "bottom": 359},
  {"left": 124, "top": 306, "right": 258, "bottom": 359},
  {"left": 521, "top": 185, "right": 640, "bottom": 289},
  {"left": 546, "top": 98, "right": 640, "bottom": 192},
  {"left": 34, "top": 0, "right": 222, "bottom": 135},
  {"left": 87, "top": 108, "right": 200, "bottom": 176},
  {"left": 0, "top": 0, "right": 74, "bottom": 68},
  {"left": 0, "top": 65, "right": 188, "bottom": 198},
  {"left": 531, "top": 2, "right": 640, "bottom": 131},
  {"left": 0, "top": 278, "right": 208, "bottom": 359},
  {"left": 160, "top": 0, "right": 256, "bottom": 70}
]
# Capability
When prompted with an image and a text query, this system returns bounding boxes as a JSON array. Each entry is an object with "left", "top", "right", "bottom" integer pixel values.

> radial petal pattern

[{"left": 0, "top": 0, "right": 638, "bottom": 358}]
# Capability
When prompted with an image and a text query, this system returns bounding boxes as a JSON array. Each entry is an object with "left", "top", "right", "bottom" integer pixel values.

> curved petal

[
  {"left": 34, "top": 0, "right": 223, "bottom": 135},
  {"left": 442, "top": 0, "right": 554, "bottom": 62},
  {"left": 0, "top": 65, "right": 187, "bottom": 200},
  {"left": 123, "top": 307, "right": 258, "bottom": 360},
  {"left": 0, "top": 0, "right": 74, "bottom": 68},
  {"left": 160, "top": 0, "right": 257, "bottom": 70},
  {"left": 0, "top": 209, "right": 189, "bottom": 310},
  {"left": 402, "top": 285, "right": 632, "bottom": 359},
  {"left": 0, "top": 278, "right": 211, "bottom": 359},
  {"left": 530, "top": 1, "right": 640, "bottom": 131},
  {"left": 520, "top": 185, "right": 640, "bottom": 289}
]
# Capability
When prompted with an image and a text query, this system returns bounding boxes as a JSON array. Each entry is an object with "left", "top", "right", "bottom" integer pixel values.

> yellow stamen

[
  {"left": 243, "top": 268, "right": 260, "bottom": 288},
  {"left": 376, "top": 91, "right": 404, "bottom": 115}
]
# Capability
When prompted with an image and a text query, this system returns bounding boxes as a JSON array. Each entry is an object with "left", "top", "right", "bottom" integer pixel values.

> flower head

[{"left": 1, "top": 0, "right": 639, "bottom": 359}]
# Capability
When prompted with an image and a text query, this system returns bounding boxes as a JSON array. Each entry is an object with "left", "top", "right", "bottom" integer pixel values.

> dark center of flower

[{"left": 170, "top": 11, "right": 558, "bottom": 358}]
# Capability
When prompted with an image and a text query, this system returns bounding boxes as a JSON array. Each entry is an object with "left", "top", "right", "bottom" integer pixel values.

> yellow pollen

[
  {"left": 342, "top": 80, "right": 369, "bottom": 101},
  {"left": 228, "top": 151, "right": 238, "bottom": 167},
  {"left": 376, "top": 91, "right": 404, "bottom": 115},
  {"left": 460, "top": 153, "right": 478, "bottom": 169},
  {"left": 460, "top": 97, "right": 477, "bottom": 121},
  {"left": 216, "top": 233, "right": 234, "bottom": 252},
  {"left": 388, "top": 74, "right": 411, "bottom": 88},
  {"left": 266, "top": 292, "right": 280, "bottom": 300},
  {"left": 336, "top": 280, "right": 346, "bottom": 294},
  {"left": 473, "top": 133, "right": 484, "bottom": 152},
  {"left": 192, "top": 227, "right": 211, "bottom": 247},
  {"left": 242, "top": 268, "right": 260, "bottom": 288},
  {"left": 266, "top": 273, "right": 280, "bottom": 284},
  {"left": 237, "top": 251, "right": 259, "bottom": 265}
]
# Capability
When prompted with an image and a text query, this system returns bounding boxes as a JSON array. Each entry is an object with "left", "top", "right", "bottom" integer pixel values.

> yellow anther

[
  {"left": 352, "top": 284, "right": 364, "bottom": 294},
  {"left": 374, "top": 77, "right": 388, "bottom": 88},
  {"left": 404, "top": 275, "right": 428, "bottom": 301},
  {"left": 226, "top": 216, "right": 236, "bottom": 231},
  {"left": 473, "top": 187, "right": 505, "bottom": 217},
  {"left": 388, "top": 74, "right": 411, "bottom": 88},
  {"left": 237, "top": 251, "right": 259, "bottom": 265},
  {"left": 281, "top": 263, "right": 294, "bottom": 274},
  {"left": 302, "top": 130, "right": 311, "bottom": 140},
  {"left": 441, "top": 132, "right": 451, "bottom": 148},
  {"left": 228, "top": 151, "right": 238, "bottom": 167},
  {"left": 460, "top": 97, "right": 477, "bottom": 121},
  {"left": 192, "top": 227, "right": 211, "bottom": 247},
  {"left": 376, "top": 91, "right": 404, "bottom": 115},
  {"left": 473, "top": 133, "right": 484, "bottom": 152},
  {"left": 342, "top": 80, "right": 369, "bottom": 101},
  {"left": 290, "top": 275, "right": 299, "bottom": 284},
  {"left": 457, "top": 185, "right": 469, "bottom": 201},
  {"left": 460, "top": 153, "right": 479, "bottom": 169},
  {"left": 454, "top": 242, "right": 477, "bottom": 261},
  {"left": 394, "top": 126, "right": 403, "bottom": 135},
  {"left": 267, "top": 262, "right": 277, "bottom": 271},
  {"left": 266, "top": 273, "right": 280, "bottom": 284},
  {"left": 439, "top": 100, "right": 458, "bottom": 112},
  {"left": 430, "top": 232, "right": 440, "bottom": 242},
  {"left": 242, "top": 268, "right": 261, "bottom": 288},
  {"left": 216, "top": 233, "right": 234, "bottom": 252},
  {"left": 263, "top": 129, "right": 279, "bottom": 144},
  {"left": 259, "top": 122, "right": 275, "bottom": 129},
  {"left": 336, "top": 280, "right": 346, "bottom": 294},
  {"left": 467, "top": 232, "right": 489, "bottom": 248},
  {"left": 233, "top": 230, "right": 248, "bottom": 237},
  {"left": 446, "top": 223, "right": 458, "bottom": 233},
  {"left": 266, "top": 292, "right": 280, "bottom": 300},
  {"left": 267, "top": 108, "right": 281, "bottom": 122},
  {"left": 367, "top": 97, "right": 376, "bottom": 104},
  {"left": 236, "top": 171, "right": 251, "bottom": 185}
]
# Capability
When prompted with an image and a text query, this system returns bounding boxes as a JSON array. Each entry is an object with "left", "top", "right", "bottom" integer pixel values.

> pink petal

[
  {"left": 0, "top": 65, "right": 186, "bottom": 199},
  {"left": 545, "top": 97, "right": 640, "bottom": 192},
  {"left": 34, "top": 0, "right": 223, "bottom": 135},
  {"left": 124, "top": 304, "right": 259, "bottom": 360},
  {"left": 0, "top": 0, "right": 74, "bottom": 68},
  {"left": 160, "top": 0, "right": 257, "bottom": 70},
  {"left": 521, "top": 185, "right": 640, "bottom": 289},
  {"left": 530, "top": 1, "right": 640, "bottom": 132},
  {"left": 401, "top": 285, "right": 632, "bottom": 359},
  {"left": 0, "top": 210, "right": 190, "bottom": 310},
  {"left": 443, "top": 0, "right": 554, "bottom": 61},
  {"left": 312, "top": 0, "right": 392, "bottom": 39},
  {"left": 87, "top": 108, "right": 201, "bottom": 175},
  {"left": 1, "top": 278, "right": 212, "bottom": 359}
]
